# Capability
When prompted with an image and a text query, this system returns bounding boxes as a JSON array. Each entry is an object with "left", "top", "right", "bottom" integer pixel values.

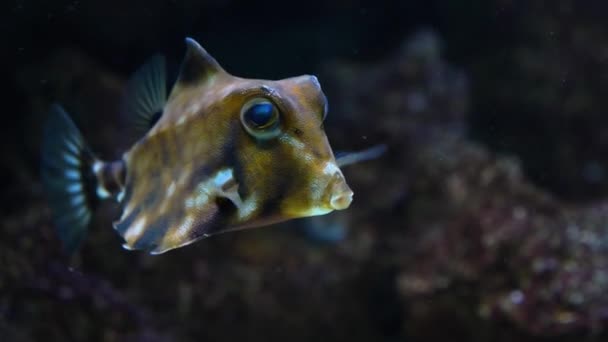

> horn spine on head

[{"left": 176, "top": 37, "right": 225, "bottom": 85}]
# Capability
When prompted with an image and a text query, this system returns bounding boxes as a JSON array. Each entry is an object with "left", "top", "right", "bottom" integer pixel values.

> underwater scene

[{"left": 4, "top": 1, "right": 608, "bottom": 341}]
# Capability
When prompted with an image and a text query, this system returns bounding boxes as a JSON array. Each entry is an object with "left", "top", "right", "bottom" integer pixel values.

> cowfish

[{"left": 41, "top": 38, "right": 384, "bottom": 255}]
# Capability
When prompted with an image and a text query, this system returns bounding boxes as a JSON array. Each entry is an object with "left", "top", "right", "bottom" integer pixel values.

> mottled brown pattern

[{"left": 113, "top": 38, "right": 351, "bottom": 254}]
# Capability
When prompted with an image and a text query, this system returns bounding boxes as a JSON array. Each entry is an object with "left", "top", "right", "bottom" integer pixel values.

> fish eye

[{"left": 240, "top": 98, "right": 281, "bottom": 139}]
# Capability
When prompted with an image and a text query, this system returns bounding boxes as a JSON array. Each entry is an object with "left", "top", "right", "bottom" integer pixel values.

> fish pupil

[{"left": 246, "top": 103, "right": 274, "bottom": 127}]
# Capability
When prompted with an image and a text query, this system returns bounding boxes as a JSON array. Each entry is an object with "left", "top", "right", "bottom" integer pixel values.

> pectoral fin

[{"left": 336, "top": 144, "right": 387, "bottom": 167}]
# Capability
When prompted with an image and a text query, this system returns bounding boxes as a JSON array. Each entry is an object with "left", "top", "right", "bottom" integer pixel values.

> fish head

[
  {"left": 113, "top": 38, "right": 369, "bottom": 254},
  {"left": 162, "top": 42, "right": 353, "bottom": 225},
  {"left": 179, "top": 72, "right": 353, "bottom": 226},
  {"left": 127, "top": 38, "right": 353, "bottom": 252},
  {"left": 224, "top": 74, "right": 353, "bottom": 226}
]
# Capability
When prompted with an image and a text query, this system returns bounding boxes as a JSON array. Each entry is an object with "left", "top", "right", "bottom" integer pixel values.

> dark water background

[{"left": 4, "top": 1, "right": 608, "bottom": 341}]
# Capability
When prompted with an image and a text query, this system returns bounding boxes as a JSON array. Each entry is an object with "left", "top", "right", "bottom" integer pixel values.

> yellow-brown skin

[{"left": 114, "top": 39, "right": 352, "bottom": 254}]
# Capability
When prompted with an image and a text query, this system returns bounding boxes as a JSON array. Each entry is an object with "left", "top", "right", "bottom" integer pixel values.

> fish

[{"left": 41, "top": 37, "right": 385, "bottom": 255}]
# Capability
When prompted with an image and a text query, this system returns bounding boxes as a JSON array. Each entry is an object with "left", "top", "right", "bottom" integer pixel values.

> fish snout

[{"left": 326, "top": 172, "right": 353, "bottom": 210}]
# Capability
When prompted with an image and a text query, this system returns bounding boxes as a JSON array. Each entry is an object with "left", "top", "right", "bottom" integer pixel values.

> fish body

[{"left": 42, "top": 38, "right": 382, "bottom": 254}]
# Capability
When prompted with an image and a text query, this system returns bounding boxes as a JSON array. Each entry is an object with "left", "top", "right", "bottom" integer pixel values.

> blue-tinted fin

[
  {"left": 299, "top": 215, "right": 348, "bottom": 244},
  {"left": 123, "top": 55, "right": 167, "bottom": 135},
  {"left": 41, "top": 105, "right": 98, "bottom": 254},
  {"left": 336, "top": 144, "right": 387, "bottom": 167}
]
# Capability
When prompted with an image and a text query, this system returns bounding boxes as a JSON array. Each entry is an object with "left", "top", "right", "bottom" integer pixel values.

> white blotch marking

[
  {"left": 96, "top": 186, "right": 111, "bottom": 199},
  {"left": 186, "top": 183, "right": 211, "bottom": 209},
  {"left": 213, "top": 168, "right": 233, "bottom": 187},
  {"left": 323, "top": 161, "right": 340, "bottom": 176},
  {"left": 178, "top": 172, "right": 189, "bottom": 186},
  {"left": 124, "top": 217, "right": 147, "bottom": 242},
  {"left": 280, "top": 135, "right": 306, "bottom": 150},
  {"left": 64, "top": 169, "right": 80, "bottom": 180},
  {"left": 63, "top": 153, "right": 79, "bottom": 166},
  {"left": 238, "top": 194, "right": 258, "bottom": 220},
  {"left": 185, "top": 198, "right": 195, "bottom": 209},
  {"left": 122, "top": 243, "right": 135, "bottom": 251},
  {"left": 185, "top": 168, "right": 235, "bottom": 210},
  {"left": 279, "top": 135, "right": 319, "bottom": 166},
  {"left": 176, "top": 116, "right": 187, "bottom": 125},
  {"left": 66, "top": 183, "right": 82, "bottom": 194},
  {"left": 299, "top": 207, "right": 333, "bottom": 217},
  {"left": 167, "top": 181, "right": 176, "bottom": 197},
  {"left": 121, "top": 201, "right": 136, "bottom": 220},
  {"left": 175, "top": 216, "right": 195, "bottom": 238},
  {"left": 303, "top": 153, "right": 314, "bottom": 163},
  {"left": 279, "top": 135, "right": 321, "bottom": 165},
  {"left": 186, "top": 103, "right": 202, "bottom": 117},
  {"left": 92, "top": 160, "right": 103, "bottom": 174},
  {"left": 116, "top": 190, "right": 125, "bottom": 202}
]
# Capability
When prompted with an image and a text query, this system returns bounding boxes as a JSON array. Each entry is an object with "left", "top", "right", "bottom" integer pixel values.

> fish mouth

[
  {"left": 291, "top": 162, "right": 353, "bottom": 217},
  {"left": 326, "top": 172, "right": 353, "bottom": 210},
  {"left": 330, "top": 190, "right": 353, "bottom": 210}
]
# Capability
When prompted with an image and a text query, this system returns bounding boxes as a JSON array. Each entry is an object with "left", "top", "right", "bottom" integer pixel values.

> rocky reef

[{"left": 322, "top": 29, "right": 608, "bottom": 340}]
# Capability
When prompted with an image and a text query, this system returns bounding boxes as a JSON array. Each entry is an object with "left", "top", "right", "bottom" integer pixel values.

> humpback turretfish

[{"left": 41, "top": 37, "right": 384, "bottom": 255}]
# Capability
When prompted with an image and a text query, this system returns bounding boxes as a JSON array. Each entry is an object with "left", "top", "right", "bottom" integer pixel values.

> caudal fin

[{"left": 41, "top": 105, "right": 99, "bottom": 254}]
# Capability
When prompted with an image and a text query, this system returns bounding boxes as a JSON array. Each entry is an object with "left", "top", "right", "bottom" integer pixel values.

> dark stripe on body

[
  {"left": 132, "top": 215, "right": 169, "bottom": 250},
  {"left": 114, "top": 205, "right": 142, "bottom": 236}
]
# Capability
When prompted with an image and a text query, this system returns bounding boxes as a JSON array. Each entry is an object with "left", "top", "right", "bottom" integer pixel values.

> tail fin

[{"left": 41, "top": 105, "right": 99, "bottom": 254}]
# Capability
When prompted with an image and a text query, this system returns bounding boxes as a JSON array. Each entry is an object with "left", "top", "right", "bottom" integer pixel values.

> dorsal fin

[
  {"left": 123, "top": 55, "right": 167, "bottom": 135},
  {"left": 175, "top": 37, "right": 225, "bottom": 86}
]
